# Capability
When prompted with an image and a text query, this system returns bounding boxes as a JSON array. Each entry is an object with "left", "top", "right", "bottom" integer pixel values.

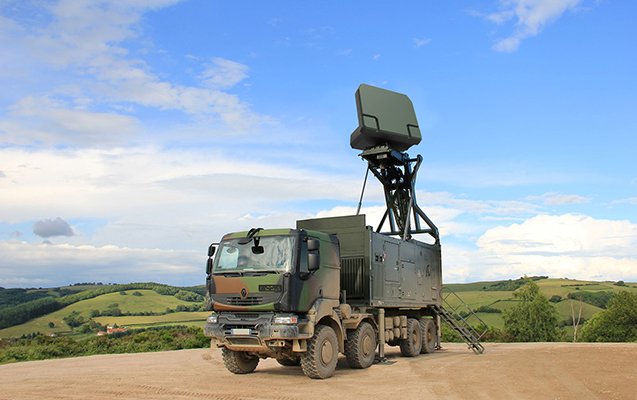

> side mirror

[
  {"left": 308, "top": 253, "right": 320, "bottom": 271},
  {"left": 307, "top": 238, "right": 320, "bottom": 252},
  {"left": 208, "top": 244, "right": 216, "bottom": 258},
  {"left": 206, "top": 258, "right": 213, "bottom": 275}
]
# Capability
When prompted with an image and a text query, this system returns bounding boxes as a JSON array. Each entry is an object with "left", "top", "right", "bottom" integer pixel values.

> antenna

[{"left": 350, "top": 84, "right": 439, "bottom": 243}]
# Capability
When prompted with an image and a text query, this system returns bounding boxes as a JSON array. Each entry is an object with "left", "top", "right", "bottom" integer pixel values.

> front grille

[
  {"left": 225, "top": 296, "right": 263, "bottom": 305},
  {"left": 228, "top": 313, "right": 260, "bottom": 319},
  {"left": 227, "top": 337, "right": 261, "bottom": 346}
]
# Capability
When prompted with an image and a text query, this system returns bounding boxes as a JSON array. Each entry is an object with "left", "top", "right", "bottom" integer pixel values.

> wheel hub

[
  {"left": 321, "top": 341, "right": 334, "bottom": 364},
  {"left": 362, "top": 335, "right": 373, "bottom": 355}
]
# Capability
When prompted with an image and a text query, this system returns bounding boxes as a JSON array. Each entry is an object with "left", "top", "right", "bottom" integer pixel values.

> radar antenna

[{"left": 350, "top": 84, "right": 439, "bottom": 243}]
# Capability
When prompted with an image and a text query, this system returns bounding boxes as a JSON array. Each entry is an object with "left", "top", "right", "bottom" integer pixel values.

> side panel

[
  {"left": 370, "top": 233, "right": 442, "bottom": 307},
  {"left": 297, "top": 214, "right": 442, "bottom": 308},
  {"left": 297, "top": 215, "right": 369, "bottom": 303}
]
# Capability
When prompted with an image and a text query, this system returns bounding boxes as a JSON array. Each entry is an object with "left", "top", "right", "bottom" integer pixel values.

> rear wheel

[
  {"left": 221, "top": 348, "right": 259, "bottom": 374},
  {"left": 301, "top": 325, "right": 339, "bottom": 379},
  {"left": 399, "top": 318, "right": 422, "bottom": 357},
  {"left": 345, "top": 321, "right": 377, "bottom": 369},
  {"left": 420, "top": 318, "right": 436, "bottom": 354}
]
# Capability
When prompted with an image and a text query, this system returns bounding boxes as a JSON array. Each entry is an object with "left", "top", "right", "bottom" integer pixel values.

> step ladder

[{"left": 435, "top": 287, "right": 486, "bottom": 354}]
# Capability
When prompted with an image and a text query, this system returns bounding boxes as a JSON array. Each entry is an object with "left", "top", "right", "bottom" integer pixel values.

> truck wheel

[
  {"left": 345, "top": 321, "right": 377, "bottom": 369},
  {"left": 420, "top": 318, "right": 436, "bottom": 354},
  {"left": 221, "top": 348, "right": 259, "bottom": 374},
  {"left": 276, "top": 357, "right": 300, "bottom": 366},
  {"left": 399, "top": 318, "right": 422, "bottom": 357},
  {"left": 301, "top": 325, "right": 339, "bottom": 379}
]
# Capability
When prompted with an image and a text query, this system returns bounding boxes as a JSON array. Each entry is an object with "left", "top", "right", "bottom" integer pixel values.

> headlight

[
  {"left": 207, "top": 314, "right": 218, "bottom": 324},
  {"left": 273, "top": 315, "right": 298, "bottom": 324}
]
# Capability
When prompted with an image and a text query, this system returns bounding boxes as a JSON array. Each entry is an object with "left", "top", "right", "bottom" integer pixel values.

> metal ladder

[{"left": 436, "top": 287, "right": 486, "bottom": 354}]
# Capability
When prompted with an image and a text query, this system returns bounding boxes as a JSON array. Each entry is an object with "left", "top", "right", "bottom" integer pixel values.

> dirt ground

[{"left": 0, "top": 342, "right": 635, "bottom": 400}]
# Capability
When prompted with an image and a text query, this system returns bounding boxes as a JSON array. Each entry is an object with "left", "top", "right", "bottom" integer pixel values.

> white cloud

[
  {"left": 613, "top": 197, "right": 637, "bottom": 206},
  {"left": 0, "top": 146, "right": 363, "bottom": 246},
  {"left": 529, "top": 192, "right": 591, "bottom": 206},
  {"left": 475, "top": 214, "right": 637, "bottom": 281},
  {"left": 201, "top": 57, "right": 249, "bottom": 89},
  {"left": 413, "top": 37, "right": 432, "bottom": 48},
  {"left": 480, "top": 0, "right": 582, "bottom": 52},
  {"left": 0, "top": 241, "right": 200, "bottom": 287},
  {"left": 0, "top": 0, "right": 265, "bottom": 144},
  {"left": 1, "top": 96, "right": 139, "bottom": 146}
]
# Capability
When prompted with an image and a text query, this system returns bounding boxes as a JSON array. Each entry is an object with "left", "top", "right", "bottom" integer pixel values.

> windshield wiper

[
  {"left": 213, "top": 271, "right": 244, "bottom": 277},
  {"left": 242, "top": 269, "right": 282, "bottom": 276}
]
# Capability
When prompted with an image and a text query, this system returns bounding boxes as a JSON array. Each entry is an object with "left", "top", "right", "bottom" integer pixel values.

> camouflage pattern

[{"left": 206, "top": 228, "right": 340, "bottom": 314}]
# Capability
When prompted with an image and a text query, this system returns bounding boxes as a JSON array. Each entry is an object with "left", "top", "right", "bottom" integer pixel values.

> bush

[
  {"left": 580, "top": 291, "right": 637, "bottom": 342},
  {"left": 567, "top": 291, "right": 614, "bottom": 309},
  {"left": 474, "top": 305, "right": 502, "bottom": 313},
  {"left": 502, "top": 280, "right": 559, "bottom": 342},
  {"left": 549, "top": 295, "right": 562, "bottom": 303},
  {"left": 132, "top": 291, "right": 143, "bottom": 296},
  {"left": 174, "top": 290, "right": 204, "bottom": 302},
  {"left": 62, "top": 311, "right": 86, "bottom": 328}
]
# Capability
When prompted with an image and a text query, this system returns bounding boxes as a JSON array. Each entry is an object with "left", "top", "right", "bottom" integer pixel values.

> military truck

[{"left": 204, "top": 85, "right": 471, "bottom": 379}]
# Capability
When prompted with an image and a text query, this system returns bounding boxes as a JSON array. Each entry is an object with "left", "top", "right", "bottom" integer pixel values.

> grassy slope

[
  {"left": 2, "top": 279, "right": 636, "bottom": 339},
  {"left": 444, "top": 278, "right": 637, "bottom": 330},
  {"left": 0, "top": 290, "right": 197, "bottom": 338}
]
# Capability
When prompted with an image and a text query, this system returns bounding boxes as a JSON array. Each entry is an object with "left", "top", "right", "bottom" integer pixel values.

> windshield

[{"left": 213, "top": 235, "right": 295, "bottom": 273}]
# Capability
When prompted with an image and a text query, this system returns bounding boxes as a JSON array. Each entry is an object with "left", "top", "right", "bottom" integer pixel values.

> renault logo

[{"left": 240, "top": 288, "right": 248, "bottom": 298}]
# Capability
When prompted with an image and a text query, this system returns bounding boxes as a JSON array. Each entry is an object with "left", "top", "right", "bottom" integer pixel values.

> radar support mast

[{"left": 350, "top": 84, "right": 439, "bottom": 243}]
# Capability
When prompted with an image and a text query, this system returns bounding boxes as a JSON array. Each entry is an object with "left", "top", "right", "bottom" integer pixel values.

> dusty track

[{"left": 0, "top": 343, "right": 635, "bottom": 399}]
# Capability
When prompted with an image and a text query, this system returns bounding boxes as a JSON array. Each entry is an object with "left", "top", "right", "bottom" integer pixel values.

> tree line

[
  {"left": 0, "top": 283, "right": 203, "bottom": 330},
  {"left": 0, "top": 326, "right": 209, "bottom": 364}
]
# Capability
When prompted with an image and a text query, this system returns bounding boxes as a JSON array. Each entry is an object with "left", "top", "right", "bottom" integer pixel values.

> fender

[{"left": 307, "top": 298, "right": 344, "bottom": 352}]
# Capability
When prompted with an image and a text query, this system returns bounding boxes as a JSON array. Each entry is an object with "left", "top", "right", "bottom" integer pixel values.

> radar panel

[{"left": 350, "top": 84, "right": 421, "bottom": 152}]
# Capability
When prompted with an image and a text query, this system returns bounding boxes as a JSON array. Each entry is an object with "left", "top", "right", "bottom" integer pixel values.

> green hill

[
  {"left": 0, "top": 285, "right": 207, "bottom": 339},
  {"left": 442, "top": 277, "right": 637, "bottom": 331},
  {"left": 1, "top": 278, "right": 636, "bottom": 340}
]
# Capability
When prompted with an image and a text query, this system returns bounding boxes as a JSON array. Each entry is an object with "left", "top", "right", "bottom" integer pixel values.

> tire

[
  {"left": 399, "top": 318, "right": 422, "bottom": 357},
  {"left": 345, "top": 321, "right": 377, "bottom": 369},
  {"left": 221, "top": 348, "right": 259, "bottom": 374},
  {"left": 419, "top": 318, "right": 436, "bottom": 354},
  {"left": 276, "top": 357, "right": 300, "bottom": 366},
  {"left": 301, "top": 325, "right": 339, "bottom": 379}
]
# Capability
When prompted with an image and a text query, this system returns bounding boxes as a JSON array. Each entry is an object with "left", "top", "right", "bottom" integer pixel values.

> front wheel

[
  {"left": 221, "top": 348, "right": 259, "bottom": 374},
  {"left": 301, "top": 325, "right": 339, "bottom": 379}
]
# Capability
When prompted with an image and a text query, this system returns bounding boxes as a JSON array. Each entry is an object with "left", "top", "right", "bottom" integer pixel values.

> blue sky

[{"left": 1, "top": 0, "right": 636, "bottom": 287}]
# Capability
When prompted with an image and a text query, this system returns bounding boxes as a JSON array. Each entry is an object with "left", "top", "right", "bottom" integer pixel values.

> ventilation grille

[{"left": 341, "top": 257, "right": 366, "bottom": 299}]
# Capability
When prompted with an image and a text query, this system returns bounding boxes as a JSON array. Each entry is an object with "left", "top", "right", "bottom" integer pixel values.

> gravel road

[{"left": 0, "top": 342, "right": 635, "bottom": 399}]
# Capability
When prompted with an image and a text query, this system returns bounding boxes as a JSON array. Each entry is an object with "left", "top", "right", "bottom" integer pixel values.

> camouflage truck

[{"left": 204, "top": 84, "right": 445, "bottom": 379}]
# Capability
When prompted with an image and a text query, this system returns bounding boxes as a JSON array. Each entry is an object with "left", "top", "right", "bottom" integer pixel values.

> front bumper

[{"left": 204, "top": 312, "right": 310, "bottom": 351}]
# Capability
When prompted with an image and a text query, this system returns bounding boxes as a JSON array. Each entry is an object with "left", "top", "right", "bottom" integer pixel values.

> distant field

[
  {"left": 0, "top": 290, "right": 198, "bottom": 338},
  {"left": 442, "top": 278, "right": 637, "bottom": 331}
]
